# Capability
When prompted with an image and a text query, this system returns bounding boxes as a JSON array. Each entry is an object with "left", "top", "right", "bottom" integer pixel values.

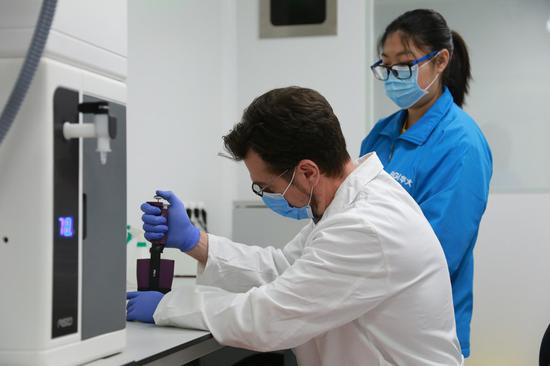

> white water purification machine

[{"left": 0, "top": 1, "right": 128, "bottom": 365}]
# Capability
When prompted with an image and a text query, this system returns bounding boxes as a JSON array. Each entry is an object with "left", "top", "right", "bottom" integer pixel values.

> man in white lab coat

[{"left": 128, "top": 87, "right": 464, "bottom": 365}]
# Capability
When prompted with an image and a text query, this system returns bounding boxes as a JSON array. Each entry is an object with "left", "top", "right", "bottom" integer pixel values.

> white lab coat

[{"left": 154, "top": 153, "right": 463, "bottom": 366}]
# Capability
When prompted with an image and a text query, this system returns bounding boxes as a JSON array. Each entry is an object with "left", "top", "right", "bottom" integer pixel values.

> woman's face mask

[{"left": 383, "top": 51, "right": 441, "bottom": 110}]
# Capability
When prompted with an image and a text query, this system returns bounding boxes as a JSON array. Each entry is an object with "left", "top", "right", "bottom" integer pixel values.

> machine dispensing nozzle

[{"left": 62, "top": 102, "right": 117, "bottom": 165}]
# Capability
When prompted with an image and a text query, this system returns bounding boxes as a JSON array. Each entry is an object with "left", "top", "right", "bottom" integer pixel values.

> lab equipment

[
  {"left": 160, "top": 201, "right": 206, "bottom": 277},
  {"left": 141, "top": 190, "right": 200, "bottom": 252},
  {"left": 63, "top": 101, "right": 117, "bottom": 165},
  {"left": 126, "top": 225, "right": 149, "bottom": 290},
  {"left": 185, "top": 201, "right": 208, "bottom": 232},
  {"left": 199, "top": 202, "right": 208, "bottom": 232},
  {"left": 232, "top": 200, "right": 307, "bottom": 249},
  {"left": 137, "top": 197, "right": 175, "bottom": 294},
  {"left": 0, "top": 1, "right": 128, "bottom": 365},
  {"left": 0, "top": 0, "right": 55, "bottom": 145}
]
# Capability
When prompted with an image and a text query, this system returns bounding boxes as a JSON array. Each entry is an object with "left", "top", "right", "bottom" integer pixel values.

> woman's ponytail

[{"left": 444, "top": 31, "right": 471, "bottom": 107}]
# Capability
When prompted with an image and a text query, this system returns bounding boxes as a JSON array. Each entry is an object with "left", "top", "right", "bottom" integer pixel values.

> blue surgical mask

[
  {"left": 384, "top": 60, "right": 440, "bottom": 110},
  {"left": 262, "top": 169, "right": 314, "bottom": 220}
]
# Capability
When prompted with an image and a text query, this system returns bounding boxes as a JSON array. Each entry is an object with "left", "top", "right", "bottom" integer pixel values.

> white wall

[
  {"left": 472, "top": 193, "right": 550, "bottom": 366},
  {"left": 127, "top": 0, "right": 236, "bottom": 239},
  {"left": 128, "top": 0, "right": 374, "bottom": 237},
  {"left": 233, "top": 0, "right": 372, "bottom": 199}
]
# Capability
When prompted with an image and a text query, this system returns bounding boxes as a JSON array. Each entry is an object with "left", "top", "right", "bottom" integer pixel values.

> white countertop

[
  {"left": 85, "top": 322, "right": 221, "bottom": 366},
  {"left": 86, "top": 278, "right": 223, "bottom": 366}
]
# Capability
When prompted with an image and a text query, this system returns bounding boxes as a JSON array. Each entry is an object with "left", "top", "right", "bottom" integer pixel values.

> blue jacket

[{"left": 360, "top": 88, "right": 492, "bottom": 357}]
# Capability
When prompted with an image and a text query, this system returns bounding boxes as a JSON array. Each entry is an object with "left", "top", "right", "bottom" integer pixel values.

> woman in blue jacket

[{"left": 360, "top": 9, "right": 492, "bottom": 357}]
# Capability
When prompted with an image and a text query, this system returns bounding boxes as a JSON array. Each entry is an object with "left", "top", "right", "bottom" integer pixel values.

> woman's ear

[{"left": 436, "top": 49, "right": 451, "bottom": 73}]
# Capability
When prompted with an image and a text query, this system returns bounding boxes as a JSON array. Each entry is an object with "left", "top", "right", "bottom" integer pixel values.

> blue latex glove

[
  {"left": 126, "top": 291, "right": 164, "bottom": 323},
  {"left": 141, "top": 190, "right": 200, "bottom": 252}
]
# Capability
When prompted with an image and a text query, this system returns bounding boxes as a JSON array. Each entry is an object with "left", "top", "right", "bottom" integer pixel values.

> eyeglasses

[
  {"left": 251, "top": 169, "right": 289, "bottom": 197},
  {"left": 370, "top": 50, "right": 439, "bottom": 81}
]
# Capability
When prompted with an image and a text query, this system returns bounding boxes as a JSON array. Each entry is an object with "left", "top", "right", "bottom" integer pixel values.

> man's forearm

[{"left": 186, "top": 231, "right": 208, "bottom": 265}]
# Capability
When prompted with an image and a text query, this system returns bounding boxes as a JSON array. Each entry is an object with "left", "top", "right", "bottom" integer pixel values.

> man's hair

[{"left": 223, "top": 86, "right": 350, "bottom": 177}]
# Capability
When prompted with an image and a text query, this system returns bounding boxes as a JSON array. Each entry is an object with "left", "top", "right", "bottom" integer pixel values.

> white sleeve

[
  {"left": 196, "top": 223, "right": 312, "bottom": 293},
  {"left": 155, "top": 212, "right": 390, "bottom": 352},
  {"left": 153, "top": 284, "right": 209, "bottom": 331}
]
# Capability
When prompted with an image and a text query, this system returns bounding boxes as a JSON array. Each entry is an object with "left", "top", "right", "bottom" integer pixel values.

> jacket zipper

[{"left": 389, "top": 142, "right": 395, "bottom": 161}]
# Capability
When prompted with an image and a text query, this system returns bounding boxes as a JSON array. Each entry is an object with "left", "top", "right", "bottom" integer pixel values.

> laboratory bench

[
  {"left": 84, "top": 321, "right": 221, "bottom": 366},
  {"left": 85, "top": 278, "right": 297, "bottom": 366},
  {"left": 85, "top": 321, "right": 295, "bottom": 366}
]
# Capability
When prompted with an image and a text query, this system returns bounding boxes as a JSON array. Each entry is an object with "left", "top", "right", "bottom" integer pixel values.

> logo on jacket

[{"left": 390, "top": 171, "right": 413, "bottom": 188}]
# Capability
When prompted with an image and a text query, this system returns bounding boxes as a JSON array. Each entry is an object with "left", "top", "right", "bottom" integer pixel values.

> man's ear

[{"left": 297, "top": 159, "right": 320, "bottom": 180}]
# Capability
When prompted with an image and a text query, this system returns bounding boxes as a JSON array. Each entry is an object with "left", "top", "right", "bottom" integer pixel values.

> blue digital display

[{"left": 58, "top": 216, "right": 74, "bottom": 238}]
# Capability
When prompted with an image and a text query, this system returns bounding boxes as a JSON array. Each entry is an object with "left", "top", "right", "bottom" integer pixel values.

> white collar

[{"left": 320, "top": 152, "right": 384, "bottom": 220}]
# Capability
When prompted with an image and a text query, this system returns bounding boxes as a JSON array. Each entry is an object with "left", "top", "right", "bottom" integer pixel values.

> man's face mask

[{"left": 259, "top": 169, "right": 314, "bottom": 220}]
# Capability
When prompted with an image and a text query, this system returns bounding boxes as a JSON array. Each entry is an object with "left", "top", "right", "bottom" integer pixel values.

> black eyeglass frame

[
  {"left": 370, "top": 50, "right": 439, "bottom": 81},
  {"left": 251, "top": 169, "right": 290, "bottom": 197}
]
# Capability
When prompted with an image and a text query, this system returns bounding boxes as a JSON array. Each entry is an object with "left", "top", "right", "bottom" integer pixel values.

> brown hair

[{"left": 223, "top": 86, "right": 350, "bottom": 177}]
